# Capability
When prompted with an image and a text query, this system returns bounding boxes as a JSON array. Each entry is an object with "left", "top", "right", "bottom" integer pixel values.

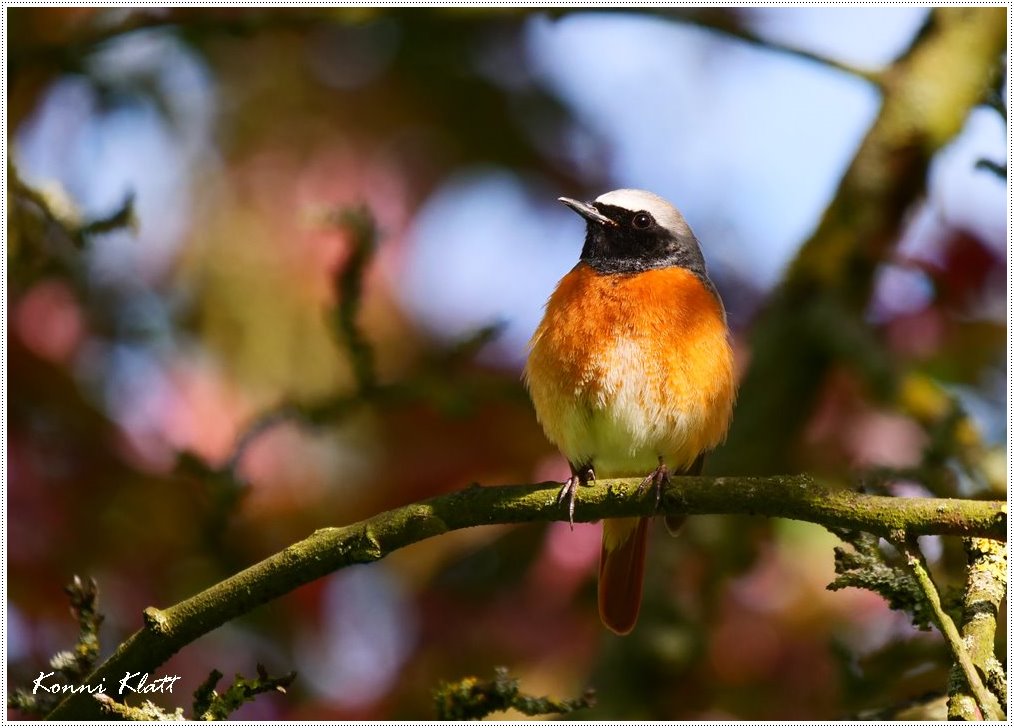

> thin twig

[
  {"left": 900, "top": 541, "right": 1005, "bottom": 721},
  {"left": 673, "top": 11, "right": 882, "bottom": 85},
  {"left": 223, "top": 405, "right": 299, "bottom": 478},
  {"left": 327, "top": 206, "right": 378, "bottom": 394}
]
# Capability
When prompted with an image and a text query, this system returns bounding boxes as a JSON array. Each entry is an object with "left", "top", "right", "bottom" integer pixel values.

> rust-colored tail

[{"left": 598, "top": 517, "right": 650, "bottom": 635}]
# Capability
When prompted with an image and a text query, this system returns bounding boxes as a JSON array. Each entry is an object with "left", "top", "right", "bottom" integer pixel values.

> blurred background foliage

[{"left": 7, "top": 7, "right": 1006, "bottom": 720}]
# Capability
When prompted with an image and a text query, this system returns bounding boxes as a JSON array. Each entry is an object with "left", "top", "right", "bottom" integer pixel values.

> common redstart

[{"left": 525, "top": 189, "right": 736, "bottom": 635}]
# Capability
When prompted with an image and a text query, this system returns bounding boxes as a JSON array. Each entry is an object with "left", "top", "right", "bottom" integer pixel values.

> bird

[{"left": 524, "top": 189, "right": 736, "bottom": 635}]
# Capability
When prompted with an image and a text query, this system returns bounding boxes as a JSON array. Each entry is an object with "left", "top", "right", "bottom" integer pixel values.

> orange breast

[{"left": 525, "top": 263, "right": 735, "bottom": 477}]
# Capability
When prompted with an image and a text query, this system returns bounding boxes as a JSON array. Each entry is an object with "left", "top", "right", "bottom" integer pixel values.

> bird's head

[{"left": 559, "top": 189, "right": 709, "bottom": 278}]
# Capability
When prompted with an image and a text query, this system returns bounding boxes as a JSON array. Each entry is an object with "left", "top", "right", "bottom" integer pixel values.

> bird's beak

[{"left": 558, "top": 197, "right": 617, "bottom": 227}]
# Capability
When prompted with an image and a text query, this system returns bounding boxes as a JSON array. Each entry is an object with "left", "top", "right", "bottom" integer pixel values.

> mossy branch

[
  {"left": 48, "top": 475, "right": 1004, "bottom": 719},
  {"left": 900, "top": 542, "right": 1005, "bottom": 721},
  {"left": 93, "top": 695, "right": 185, "bottom": 721},
  {"left": 191, "top": 665, "right": 296, "bottom": 721},
  {"left": 948, "top": 538, "right": 1008, "bottom": 719},
  {"left": 433, "top": 666, "right": 594, "bottom": 720}
]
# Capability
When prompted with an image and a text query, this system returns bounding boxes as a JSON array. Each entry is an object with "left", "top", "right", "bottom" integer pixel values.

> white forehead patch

[{"left": 594, "top": 188, "right": 691, "bottom": 236}]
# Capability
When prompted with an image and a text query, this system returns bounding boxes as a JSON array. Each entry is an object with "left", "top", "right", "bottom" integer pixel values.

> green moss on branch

[
  {"left": 948, "top": 538, "right": 1008, "bottom": 719},
  {"left": 48, "top": 474, "right": 1004, "bottom": 719},
  {"left": 901, "top": 543, "right": 1004, "bottom": 720}
]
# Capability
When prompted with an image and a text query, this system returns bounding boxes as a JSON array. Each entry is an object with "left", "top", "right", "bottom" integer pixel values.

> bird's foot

[
  {"left": 636, "top": 456, "right": 670, "bottom": 509},
  {"left": 558, "top": 464, "right": 595, "bottom": 529}
]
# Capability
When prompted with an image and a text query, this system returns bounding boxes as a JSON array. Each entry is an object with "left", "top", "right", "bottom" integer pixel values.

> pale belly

[{"left": 534, "top": 336, "right": 717, "bottom": 479}]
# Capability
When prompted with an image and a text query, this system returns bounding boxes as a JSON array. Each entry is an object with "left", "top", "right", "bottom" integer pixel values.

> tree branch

[
  {"left": 670, "top": 11, "right": 881, "bottom": 84},
  {"left": 48, "top": 475, "right": 1004, "bottom": 719},
  {"left": 712, "top": 7, "right": 1006, "bottom": 475},
  {"left": 900, "top": 542, "right": 1005, "bottom": 721},
  {"left": 93, "top": 695, "right": 184, "bottom": 721},
  {"left": 326, "top": 206, "right": 378, "bottom": 394},
  {"left": 948, "top": 537, "right": 1008, "bottom": 719}
]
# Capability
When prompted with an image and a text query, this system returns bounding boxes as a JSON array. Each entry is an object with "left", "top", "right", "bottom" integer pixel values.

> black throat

[{"left": 579, "top": 203, "right": 710, "bottom": 280}]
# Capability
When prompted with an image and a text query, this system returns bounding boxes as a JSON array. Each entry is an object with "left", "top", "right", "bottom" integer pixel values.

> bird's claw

[
  {"left": 557, "top": 477, "right": 578, "bottom": 527},
  {"left": 637, "top": 457, "right": 670, "bottom": 510},
  {"left": 559, "top": 466, "right": 595, "bottom": 529}
]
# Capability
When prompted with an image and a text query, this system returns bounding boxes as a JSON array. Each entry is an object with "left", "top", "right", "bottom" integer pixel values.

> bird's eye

[{"left": 632, "top": 212, "right": 653, "bottom": 229}]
